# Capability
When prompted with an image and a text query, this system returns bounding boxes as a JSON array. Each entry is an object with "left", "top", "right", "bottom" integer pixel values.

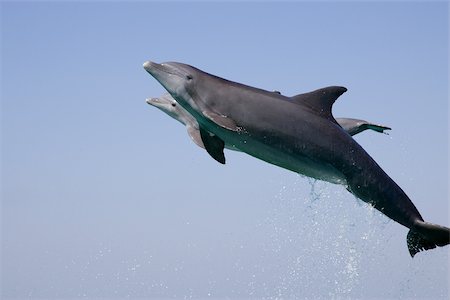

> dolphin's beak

[
  {"left": 146, "top": 97, "right": 158, "bottom": 105},
  {"left": 143, "top": 61, "right": 158, "bottom": 73}
]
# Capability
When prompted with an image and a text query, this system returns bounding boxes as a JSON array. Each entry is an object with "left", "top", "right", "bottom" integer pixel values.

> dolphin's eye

[
  {"left": 186, "top": 74, "right": 193, "bottom": 80},
  {"left": 171, "top": 103, "right": 176, "bottom": 107}
]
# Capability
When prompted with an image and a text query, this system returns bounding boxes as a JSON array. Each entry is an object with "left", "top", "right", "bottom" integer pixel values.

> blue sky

[{"left": 1, "top": 1, "right": 448, "bottom": 299}]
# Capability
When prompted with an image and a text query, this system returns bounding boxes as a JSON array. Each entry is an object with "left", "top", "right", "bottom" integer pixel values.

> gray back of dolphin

[{"left": 143, "top": 60, "right": 450, "bottom": 257}]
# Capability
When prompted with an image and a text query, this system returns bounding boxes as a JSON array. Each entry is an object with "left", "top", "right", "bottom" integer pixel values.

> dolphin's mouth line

[
  {"left": 146, "top": 98, "right": 159, "bottom": 104},
  {"left": 147, "top": 62, "right": 186, "bottom": 78}
]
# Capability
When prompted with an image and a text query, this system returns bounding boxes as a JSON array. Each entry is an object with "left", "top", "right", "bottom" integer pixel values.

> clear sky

[{"left": 1, "top": 1, "right": 449, "bottom": 299}]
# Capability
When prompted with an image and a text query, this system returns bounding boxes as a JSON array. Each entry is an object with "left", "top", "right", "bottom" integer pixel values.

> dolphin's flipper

[
  {"left": 187, "top": 126, "right": 205, "bottom": 149},
  {"left": 199, "top": 126, "right": 226, "bottom": 164},
  {"left": 203, "top": 110, "right": 239, "bottom": 132},
  {"left": 407, "top": 221, "right": 450, "bottom": 257},
  {"left": 336, "top": 118, "right": 392, "bottom": 136}
]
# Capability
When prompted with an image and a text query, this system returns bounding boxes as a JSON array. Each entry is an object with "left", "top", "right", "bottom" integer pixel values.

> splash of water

[{"left": 261, "top": 176, "right": 396, "bottom": 299}]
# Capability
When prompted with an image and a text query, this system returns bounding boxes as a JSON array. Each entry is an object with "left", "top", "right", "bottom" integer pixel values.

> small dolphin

[
  {"left": 146, "top": 93, "right": 391, "bottom": 150},
  {"left": 143, "top": 61, "right": 449, "bottom": 257}
]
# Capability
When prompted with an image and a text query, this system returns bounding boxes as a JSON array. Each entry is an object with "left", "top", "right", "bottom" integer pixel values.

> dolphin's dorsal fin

[{"left": 290, "top": 86, "right": 347, "bottom": 119}]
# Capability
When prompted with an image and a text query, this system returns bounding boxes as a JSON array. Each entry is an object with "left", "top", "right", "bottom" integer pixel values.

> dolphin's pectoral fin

[
  {"left": 187, "top": 126, "right": 205, "bottom": 149},
  {"left": 203, "top": 110, "right": 239, "bottom": 132},
  {"left": 199, "top": 126, "right": 226, "bottom": 164}
]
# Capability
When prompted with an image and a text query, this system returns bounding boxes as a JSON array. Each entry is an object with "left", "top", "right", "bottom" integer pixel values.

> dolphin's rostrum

[{"left": 143, "top": 60, "right": 449, "bottom": 257}]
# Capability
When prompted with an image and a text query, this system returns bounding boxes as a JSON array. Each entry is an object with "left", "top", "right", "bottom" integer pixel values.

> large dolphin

[
  {"left": 146, "top": 93, "right": 391, "bottom": 150},
  {"left": 143, "top": 61, "right": 449, "bottom": 257}
]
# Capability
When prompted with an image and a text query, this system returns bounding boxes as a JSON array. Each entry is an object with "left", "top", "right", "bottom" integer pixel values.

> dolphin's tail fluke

[{"left": 407, "top": 221, "right": 450, "bottom": 257}]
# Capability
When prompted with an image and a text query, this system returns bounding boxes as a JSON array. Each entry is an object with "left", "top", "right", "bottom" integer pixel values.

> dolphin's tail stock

[{"left": 407, "top": 220, "right": 450, "bottom": 257}]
